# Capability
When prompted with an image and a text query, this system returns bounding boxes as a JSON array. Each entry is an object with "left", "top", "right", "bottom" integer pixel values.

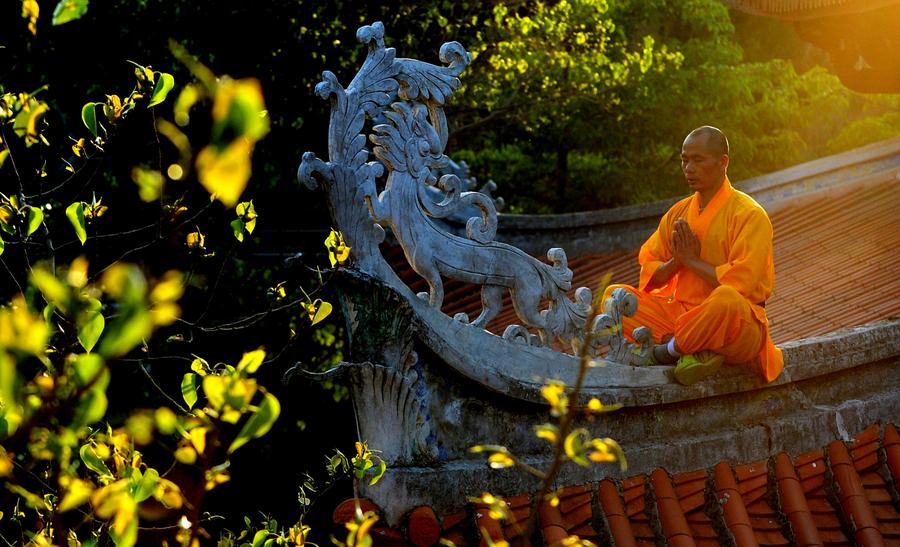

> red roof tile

[
  {"left": 598, "top": 479, "right": 638, "bottom": 547},
  {"left": 334, "top": 423, "right": 900, "bottom": 546},
  {"left": 713, "top": 463, "right": 759, "bottom": 547},
  {"left": 406, "top": 506, "right": 440, "bottom": 547}
]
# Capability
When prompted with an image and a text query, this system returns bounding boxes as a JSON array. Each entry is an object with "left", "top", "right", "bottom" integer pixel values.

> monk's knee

[{"left": 707, "top": 285, "right": 746, "bottom": 314}]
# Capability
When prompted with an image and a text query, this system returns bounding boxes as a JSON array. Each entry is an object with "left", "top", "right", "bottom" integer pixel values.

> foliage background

[{"left": 1, "top": 0, "right": 899, "bottom": 543}]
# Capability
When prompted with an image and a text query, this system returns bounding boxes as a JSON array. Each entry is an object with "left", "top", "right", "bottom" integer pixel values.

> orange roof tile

[
  {"left": 387, "top": 175, "right": 900, "bottom": 348},
  {"left": 334, "top": 423, "right": 900, "bottom": 546}
]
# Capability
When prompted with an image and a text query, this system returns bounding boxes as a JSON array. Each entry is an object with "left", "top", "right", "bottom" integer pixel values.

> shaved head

[{"left": 686, "top": 126, "right": 729, "bottom": 158}]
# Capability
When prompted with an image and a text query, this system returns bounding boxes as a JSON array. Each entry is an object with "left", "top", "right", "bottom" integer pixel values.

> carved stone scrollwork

[
  {"left": 298, "top": 21, "right": 652, "bottom": 362},
  {"left": 591, "top": 288, "right": 654, "bottom": 366},
  {"left": 433, "top": 158, "right": 505, "bottom": 214}
]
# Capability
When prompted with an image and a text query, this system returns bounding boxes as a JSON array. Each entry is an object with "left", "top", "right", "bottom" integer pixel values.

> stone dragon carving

[{"left": 298, "top": 22, "right": 652, "bottom": 362}]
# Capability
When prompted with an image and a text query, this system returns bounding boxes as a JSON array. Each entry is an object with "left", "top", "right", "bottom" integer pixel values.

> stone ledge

[{"left": 405, "top": 277, "right": 900, "bottom": 407}]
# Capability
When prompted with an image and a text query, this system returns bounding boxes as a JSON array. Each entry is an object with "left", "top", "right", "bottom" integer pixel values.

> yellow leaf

[
  {"left": 204, "top": 468, "right": 230, "bottom": 490},
  {"left": 154, "top": 407, "right": 177, "bottom": 434},
  {"left": 91, "top": 479, "right": 130, "bottom": 519},
  {"left": 67, "top": 256, "right": 89, "bottom": 288},
  {"left": 174, "top": 445, "right": 196, "bottom": 465},
  {"left": 0, "top": 447, "right": 12, "bottom": 477},
  {"left": 188, "top": 427, "right": 206, "bottom": 455},
  {"left": 153, "top": 478, "right": 183, "bottom": 509},
  {"left": 0, "top": 295, "right": 50, "bottom": 356},
  {"left": 541, "top": 381, "right": 568, "bottom": 417},
  {"left": 72, "top": 137, "right": 85, "bottom": 157},
  {"left": 150, "top": 301, "right": 180, "bottom": 326},
  {"left": 195, "top": 140, "right": 252, "bottom": 208},
  {"left": 202, "top": 375, "right": 226, "bottom": 409},
  {"left": 211, "top": 78, "right": 269, "bottom": 142},
  {"left": 323, "top": 229, "right": 351, "bottom": 267},
  {"left": 236, "top": 348, "right": 266, "bottom": 374},
  {"left": 58, "top": 477, "right": 94, "bottom": 512},
  {"left": 534, "top": 423, "right": 559, "bottom": 444},
  {"left": 21, "top": 0, "right": 39, "bottom": 35},
  {"left": 487, "top": 452, "right": 514, "bottom": 469},
  {"left": 306, "top": 299, "right": 332, "bottom": 325},
  {"left": 185, "top": 229, "right": 205, "bottom": 249}
]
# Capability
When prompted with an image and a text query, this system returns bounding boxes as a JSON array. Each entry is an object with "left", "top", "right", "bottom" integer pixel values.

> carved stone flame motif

[{"left": 298, "top": 22, "right": 651, "bottom": 364}]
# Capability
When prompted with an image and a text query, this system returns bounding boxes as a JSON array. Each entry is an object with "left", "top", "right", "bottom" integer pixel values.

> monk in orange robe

[{"left": 603, "top": 126, "right": 783, "bottom": 385}]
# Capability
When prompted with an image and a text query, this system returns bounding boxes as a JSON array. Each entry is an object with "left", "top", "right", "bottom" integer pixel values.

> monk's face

[{"left": 681, "top": 135, "right": 728, "bottom": 195}]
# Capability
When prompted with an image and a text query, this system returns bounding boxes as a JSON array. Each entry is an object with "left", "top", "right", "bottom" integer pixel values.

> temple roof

[
  {"left": 334, "top": 422, "right": 900, "bottom": 546},
  {"left": 386, "top": 137, "right": 900, "bottom": 348},
  {"left": 723, "top": 0, "right": 900, "bottom": 19}
]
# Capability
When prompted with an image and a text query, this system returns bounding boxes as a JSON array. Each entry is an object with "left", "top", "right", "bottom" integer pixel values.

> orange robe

[{"left": 605, "top": 177, "right": 783, "bottom": 382}]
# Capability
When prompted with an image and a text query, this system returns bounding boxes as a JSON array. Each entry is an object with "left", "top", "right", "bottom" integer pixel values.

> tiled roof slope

[
  {"left": 335, "top": 423, "right": 900, "bottom": 546},
  {"left": 724, "top": 0, "right": 899, "bottom": 17},
  {"left": 388, "top": 175, "right": 900, "bottom": 346}
]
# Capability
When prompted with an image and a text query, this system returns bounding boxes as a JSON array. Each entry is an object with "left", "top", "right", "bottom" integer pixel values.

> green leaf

[
  {"left": 25, "top": 206, "right": 44, "bottom": 237},
  {"left": 0, "top": 236, "right": 4, "bottom": 256},
  {"left": 181, "top": 373, "right": 198, "bottom": 410},
  {"left": 133, "top": 468, "right": 159, "bottom": 503},
  {"left": 98, "top": 308, "right": 152, "bottom": 358},
  {"left": 82, "top": 102, "right": 98, "bottom": 137},
  {"left": 42, "top": 303, "right": 55, "bottom": 323},
  {"left": 80, "top": 444, "right": 112, "bottom": 477},
  {"left": 369, "top": 458, "right": 386, "bottom": 486},
  {"left": 66, "top": 202, "right": 87, "bottom": 245},
  {"left": 31, "top": 267, "right": 71, "bottom": 312},
  {"left": 77, "top": 304, "right": 105, "bottom": 352},
  {"left": 252, "top": 530, "right": 269, "bottom": 547},
  {"left": 228, "top": 391, "right": 280, "bottom": 454},
  {"left": 148, "top": 73, "right": 175, "bottom": 108},
  {"left": 130, "top": 167, "right": 163, "bottom": 202},
  {"left": 52, "top": 0, "right": 89, "bottom": 25},
  {"left": 230, "top": 218, "right": 245, "bottom": 242},
  {"left": 73, "top": 376, "right": 109, "bottom": 427},
  {"left": 72, "top": 353, "right": 105, "bottom": 387}
]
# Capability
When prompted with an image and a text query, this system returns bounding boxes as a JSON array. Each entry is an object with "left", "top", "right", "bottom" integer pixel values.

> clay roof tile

[{"left": 407, "top": 506, "right": 441, "bottom": 547}]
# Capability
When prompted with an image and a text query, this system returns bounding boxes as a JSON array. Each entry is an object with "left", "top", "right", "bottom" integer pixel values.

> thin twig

[
  {"left": 519, "top": 276, "right": 610, "bottom": 544},
  {"left": 0, "top": 256, "right": 24, "bottom": 295},
  {"left": 137, "top": 361, "right": 189, "bottom": 414}
]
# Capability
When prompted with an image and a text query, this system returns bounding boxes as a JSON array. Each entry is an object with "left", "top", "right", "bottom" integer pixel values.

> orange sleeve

[
  {"left": 713, "top": 206, "right": 775, "bottom": 304},
  {"left": 638, "top": 211, "right": 674, "bottom": 294}
]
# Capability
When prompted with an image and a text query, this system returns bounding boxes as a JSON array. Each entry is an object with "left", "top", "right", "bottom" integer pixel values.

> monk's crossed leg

[
  {"left": 602, "top": 284, "right": 764, "bottom": 364},
  {"left": 602, "top": 284, "right": 685, "bottom": 344},
  {"left": 674, "top": 285, "right": 764, "bottom": 363}
]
